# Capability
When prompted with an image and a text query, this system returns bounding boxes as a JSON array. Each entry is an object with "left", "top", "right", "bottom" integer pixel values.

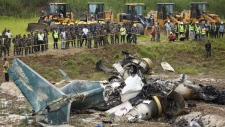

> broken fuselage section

[{"left": 8, "top": 51, "right": 225, "bottom": 125}]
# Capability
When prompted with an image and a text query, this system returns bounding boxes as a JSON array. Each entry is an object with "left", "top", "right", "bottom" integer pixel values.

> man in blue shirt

[
  {"left": 165, "top": 20, "right": 171, "bottom": 36},
  {"left": 219, "top": 22, "right": 224, "bottom": 38}
]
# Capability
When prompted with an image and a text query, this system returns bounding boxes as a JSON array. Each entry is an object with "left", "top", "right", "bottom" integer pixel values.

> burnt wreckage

[{"left": 8, "top": 51, "right": 225, "bottom": 126}]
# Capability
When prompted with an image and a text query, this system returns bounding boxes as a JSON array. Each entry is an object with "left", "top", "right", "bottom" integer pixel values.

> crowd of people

[
  {"left": 166, "top": 21, "right": 224, "bottom": 42},
  {"left": 51, "top": 23, "right": 138, "bottom": 50},
  {"left": 1, "top": 20, "right": 222, "bottom": 58},
  {"left": 0, "top": 28, "right": 49, "bottom": 57},
  {"left": 0, "top": 23, "right": 139, "bottom": 57},
  {"left": 150, "top": 20, "right": 224, "bottom": 43}
]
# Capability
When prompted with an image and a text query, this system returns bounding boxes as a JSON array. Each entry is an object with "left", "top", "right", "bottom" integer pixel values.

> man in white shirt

[
  {"left": 82, "top": 25, "right": 88, "bottom": 47},
  {"left": 60, "top": 29, "right": 66, "bottom": 49},
  {"left": 5, "top": 29, "right": 12, "bottom": 47},
  {"left": 37, "top": 31, "right": 45, "bottom": 52}
]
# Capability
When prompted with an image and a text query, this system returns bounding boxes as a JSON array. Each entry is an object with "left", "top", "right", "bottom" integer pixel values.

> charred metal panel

[{"left": 60, "top": 81, "right": 105, "bottom": 109}]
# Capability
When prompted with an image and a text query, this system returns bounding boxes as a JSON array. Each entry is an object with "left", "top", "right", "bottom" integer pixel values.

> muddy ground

[{"left": 0, "top": 40, "right": 225, "bottom": 127}]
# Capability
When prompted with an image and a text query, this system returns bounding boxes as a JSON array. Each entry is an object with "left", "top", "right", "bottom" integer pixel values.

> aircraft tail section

[{"left": 8, "top": 58, "right": 70, "bottom": 125}]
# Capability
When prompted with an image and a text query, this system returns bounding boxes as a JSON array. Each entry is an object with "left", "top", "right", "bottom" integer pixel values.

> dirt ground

[{"left": 0, "top": 40, "right": 225, "bottom": 127}]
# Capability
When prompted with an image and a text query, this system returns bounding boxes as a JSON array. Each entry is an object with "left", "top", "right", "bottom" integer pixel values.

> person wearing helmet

[
  {"left": 219, "top": 22, "right": 224, "bottom": 38},
  {"left": 165, "top": 20, "right": 171, "bottom": 36},
  {"left": 131, "top": 23, "right": 137, "bottom": 44},
  {"left": 168, "top": 32, "right": 176, "bottom": 42},
  {"left": 179, "top": 22, "right": 185, "bottom": 35}
]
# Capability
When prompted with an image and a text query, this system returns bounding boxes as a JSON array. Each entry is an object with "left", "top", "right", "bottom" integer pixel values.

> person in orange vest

[{"left": 2, "top": 58, "right": 9, "bottom": 82}]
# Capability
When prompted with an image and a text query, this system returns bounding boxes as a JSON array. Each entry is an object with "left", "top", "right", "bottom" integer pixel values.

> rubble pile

[{"left": 0, "top": 83, "right": 33, "bottom": 126}]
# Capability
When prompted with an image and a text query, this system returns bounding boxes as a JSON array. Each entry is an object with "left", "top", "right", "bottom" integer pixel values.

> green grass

[{"left": 0, "top": 16, "right": 39, "bottom": 36}]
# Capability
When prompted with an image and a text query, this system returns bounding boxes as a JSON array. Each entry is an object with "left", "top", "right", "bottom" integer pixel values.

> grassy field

[{"left": 0, "top": 16, "right": 38, "bottom": 36}]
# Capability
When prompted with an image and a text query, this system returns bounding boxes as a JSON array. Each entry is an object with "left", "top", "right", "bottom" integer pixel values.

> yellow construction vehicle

[
  {"left": 79, "top": 2, "right": 113, "bottom": 24},
  {"left": 148, "top": 3, "right": 180, "bottom": 25},
  {"left": 116, "top": 3, "right": 153, "bottom": 35},
  {"left": 147, "top": 3, "right": 180, "bottom": 35},
  {"left": 179, "top": 2, "right": 221, "bottom": 24},
  {"left": 27, "top": 2, "right": 75, "bottom": 32}
]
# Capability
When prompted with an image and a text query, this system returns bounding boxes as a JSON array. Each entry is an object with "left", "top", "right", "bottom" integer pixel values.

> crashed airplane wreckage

[{"left": 8, "top": 51, "right": 225, "bottom": 125}]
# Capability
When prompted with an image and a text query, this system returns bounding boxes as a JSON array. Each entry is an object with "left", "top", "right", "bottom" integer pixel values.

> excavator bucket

[
  {"left": 27, "top": 23, "right": 50, "bottom": 32},
  {"left": 144, "top": 26, "right": 152, "bottom": 36}
]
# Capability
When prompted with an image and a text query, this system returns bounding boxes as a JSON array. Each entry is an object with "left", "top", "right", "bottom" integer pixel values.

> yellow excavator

[
  {"left": 148, "top": 3, "right": 180, "bottom": 26},
  {"left": 27, "top": 2, "right": 75, "bottom": 32},
  {"left": 147, "top": 3, "right": 180, "bottom": 35},
  {"left": 179, "top": 2, "right": 221, "bottom": 24},
  {"left": 79, "top": 2, "right": 113, "bottom": 24},
  {"left": 116, "top": 3, "right": 153, "bottom": 36}
]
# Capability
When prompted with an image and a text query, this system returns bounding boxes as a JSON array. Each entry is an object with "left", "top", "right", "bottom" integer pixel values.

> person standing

[
  {"left": 205, "top": 40, "right": 211, "bottom": 58},
  {"left": 131, "top": 24, "right": 137, "bottom": 44},
  {"left": 205, "top": 22, "right": 210, "bottom": 38},
  {"left": 82, "top": 25, "right": 88, "bottom": 46},
  {"left": 185, "top": 22, "right": 189, "bottom": 40},
  {"left": 115, "top": 25, "right": 120, "bottom": 44},
  {"left": 3, "top": 35, "right": 10, "bottom": 56},
  {"left": 219, "top": 22, "right": 224, "bottom": 38},
  {"left": 44, "top": 29, "right": 49, "bottom": 50},
  {"left": 126, "top": 26, "right": 132, "bottom": 43},
  {"left": 52, "top": 28, "right": 59, "bottom": 49},
  {"left": 12, "top": 35, "right": 19, "bottom": 55},
  {"left": 155, "top": 22, "right": 160, "bottom": 42},
  {"left": 2, "top": 58, "right": 9, "bottom": 82},
  {"left": 174, "top": 23, "right": 179, "bottom": 41},
  {"left": 189, "top": 22, "right": 195, "bottom": 41},
  {"left": 215, "top": 23, "right": 220, "bottom": 38},
  {"left": 200, "top": 25, "right": 206, "bottom": 42},
  {"left": 195, "top": 24, "right": 201, "bottom": 41},
  {"left": 37, "top": 31, "right": 45, "bottom": 52},
  {"left": 150, "top": 23, "right": 156, "bottom": 42},
  {"left": 5, "top": 30, "right": 12, "bottom": 47},
  {"left": 87, "top": 30, "right": 92, "bottom": 49},
  {"left": 120, "top": 25, "right": 126, "bottom": 43},
  {"left": 179, "top": 22, "right": 185, "bottom": 35},
  {"left": 110, "top": 25, "right": 115, "bottom": 45},
  {"left": 165, "top": 20, "right": 171, "bottom": 36},
  {"left": 60, "top": 29, "right": 66, "bottom": 49}
]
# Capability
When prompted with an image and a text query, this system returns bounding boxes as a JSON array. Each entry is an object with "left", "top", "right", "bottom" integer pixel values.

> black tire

[{"left": 136, "top": 23, "right": 144, "bottom": 35}]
